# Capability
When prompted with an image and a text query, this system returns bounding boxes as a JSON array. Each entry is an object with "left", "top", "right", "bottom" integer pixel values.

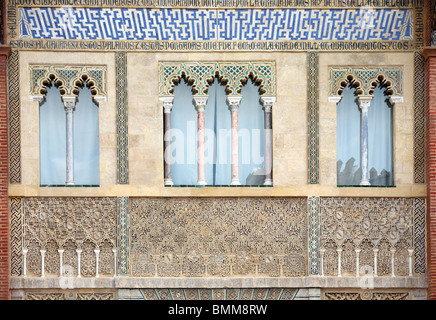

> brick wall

[
  {"left": 426, "top": 50, "right": 436, "bottom": 300},
  {"left": 0, "top": 46, "right": 10, "bottom": 300}
]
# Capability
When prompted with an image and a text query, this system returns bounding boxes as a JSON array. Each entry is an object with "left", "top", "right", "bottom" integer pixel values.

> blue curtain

[
  {"left": 337, "top": 84, "right": 394, "bottom": 186},
  {"left": 40, "top": 83, "right": 99, "bottom": 185},
  {"left": 169, "top": 78, "right": 264, "bottom": 185},
  {"left": 40, "top": 84, "right": 66, "bottom": 185},
  {"left": 73, "top": 86, "right": 100, "bottom": 185},
  {"left": 170, "top": 79, "right": 198, "bottom": 185},
  {"left": 238, "top": 80, "right": 264, "bottom": 185},
  {"left": 368, "top": 86, "right": 394, "bottom": 186},
  {"left": 337, "top": 85, "right": 361, "bottom": 186},
  {"left": 205, "top": 79, "right": 231, "bottom": 185}
]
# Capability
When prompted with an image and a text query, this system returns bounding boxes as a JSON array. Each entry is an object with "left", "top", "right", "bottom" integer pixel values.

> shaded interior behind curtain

[
  {"left": 40, "top": 83, "right": 100, "bottom": 185},
  {"left": 170, "top": 78, "right": 264, "bottom": 185},
  {"left": 337, "top": 84, "right": 393, "bottom": 186}
]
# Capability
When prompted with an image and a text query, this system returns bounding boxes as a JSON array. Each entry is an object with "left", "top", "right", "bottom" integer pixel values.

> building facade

[{"left": 0, "top": 0, "right": 435, "bottom": 300}]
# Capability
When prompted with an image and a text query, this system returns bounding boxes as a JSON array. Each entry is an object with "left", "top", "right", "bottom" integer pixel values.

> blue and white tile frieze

[{"left": 19, "top": 7, "right": 413, "bottom": 41}]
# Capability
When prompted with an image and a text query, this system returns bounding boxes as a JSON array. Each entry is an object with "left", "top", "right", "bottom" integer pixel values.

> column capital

[
  {"left": 193, "top": 96, "right": 208, "bottom": 112},
  {"left": 159, "top": 96, "right": 175, "bottom": 113},
  {"left": 227, "top": 96, "right": 242, "bottom": 112},
  {"left": 62, "top": 95, "right": 77, "bottom": 112},
  {"left": 31, "top": 95, "right": 45, "bottom": 103},
  {"left": 357, "top": 95, "right": 373, "bottom": 111},
  {"left": 389, "top": 96, "right": 403, "bottom": 104},
  {"left": 260, "top": 96, "right": 276, "bottom": 112}
]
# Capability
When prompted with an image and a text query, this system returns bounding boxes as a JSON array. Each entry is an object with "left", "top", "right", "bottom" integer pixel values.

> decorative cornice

[
  {"left": 0, "top": 45, "right": 11, "bottom": 57},
  {"left": 423, "top": 47, "right": 436, "bottom": 60}
]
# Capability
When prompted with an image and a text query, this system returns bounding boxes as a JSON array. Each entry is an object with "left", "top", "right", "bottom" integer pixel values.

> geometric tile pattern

[
  {"left": 19, "top": 7, "right": 413, "bottom": 41},
  {"left": 308, "top": 52, "right": 319, "bottom": 184},
  {"left": 121, "top": 288, "right": 298, "bottom": 300},
  {"left": 8, "top": 50, "right": 21, "bottom": 184},
  {"left": 116, "top": 52, "right": 128, "bottom": 184},
  {"left": 118, "top": 196, "right": 129, "bottom": 275},
  {"left": 329, "top": 66, "right": 403, "bottom": 97},
  {"left": 414, "top": 51, "right": 426, "bottom": 184},
  {"left": 29, "top": 64, "right": 107, "bottom": 99},
  {"left": 413, "top": 198, "right": 426, "bottom": 274},
  {"left": 308, "top": 196, "right": 320, "bottom": 275},
  {"left": 10, "top": 198, "right": 23, "bottom": 276},
  {"left": 159, "top": 61, "right": 276, "bottom": 97}
]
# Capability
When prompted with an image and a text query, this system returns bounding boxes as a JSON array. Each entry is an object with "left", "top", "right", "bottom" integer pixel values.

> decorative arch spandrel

[
  {"left": 158, "top": 61, "right": 276, "bottom": 98},
  {"left": 329, "top": 66, "right": 403, "bottom": 99},
  {"left": 29, "top": 65, "right": 107, "bottom": 102}
]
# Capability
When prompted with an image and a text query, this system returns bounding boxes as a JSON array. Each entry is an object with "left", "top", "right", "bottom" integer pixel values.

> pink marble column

[
  {"left": 194, "top": 96, "right": 208, "bottom": 185},
  {"left": 227, "top": 96, "right": 242, "bottom": 185}
]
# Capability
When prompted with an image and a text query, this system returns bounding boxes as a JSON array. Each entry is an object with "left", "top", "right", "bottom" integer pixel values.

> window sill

[
  {"left": 40, "top": 185, "right": 100, "bottom": 187},
  {"left": 165, "top": 184, "right": 273, "bottom": 187},
  {"left": 337, "top": 185, "right": 396, "bottom": 188}
]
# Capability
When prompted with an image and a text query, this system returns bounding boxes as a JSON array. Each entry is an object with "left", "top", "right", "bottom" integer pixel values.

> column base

[
  {"left": 197, "top": 180, "right": 207, "bottom": 186},
  {"left": 65, "top": 181, "right": 75, "bottom": 186},
  {"left": 164, "top": 179, "right": 174, "bottom": 186},
  {"left": 264, "top": 179, "right": 273, "bottom": 185},
  {"left": 359, "top": 179, "right": 371, "bottom": 186},
  {"left": 230, "top": 179, "right": 240, "bottom": 185}
]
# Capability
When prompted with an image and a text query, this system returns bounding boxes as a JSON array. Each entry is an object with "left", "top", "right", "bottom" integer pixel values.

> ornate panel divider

[{"left": 8, "top": 50, "right": 20, "bottom": 184}]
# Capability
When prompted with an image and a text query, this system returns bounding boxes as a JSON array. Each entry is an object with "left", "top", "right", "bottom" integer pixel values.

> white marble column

[
  {"left": 227, "top": 96, "right": 243, "bottom": 185},
  {"left": 112, "top": 249, "right": 118, "bottom": 277},
  {"left": 40, "top": 250, "right": 46, "bottom": 278},
  {"left": 160, "top": 97, "right": 175, "bottom": 186},
  {"left": 76, "top": 249, "right": 82, "bottom": 278},
  {"left": 357, "top": 96, "right": 373, "bottom": 186},
  {"left": 408, "top": 249, "right": 414, "bottom": 277},
  {"left": 260, "top": 97, "right": 275, "bottom": 185},
  {"left": 63, "top": 96, "right": 77, "bottom": 185},
  {"left": 22, "top": 249, "right": 28, "bottom": 277},
  {"left": 390, "top": 248, "right": 396, "bottom": 277},
  {"left": 58, "top": 249, "right": 64, "bottom": 276},
  {"left": 373, "top": 248, "right": 378, "bottom": 277},
  {"left": 194, "top": 96, "right": 208, "bottom": 185},
  {"left": 94, "top": 249, "right": 100, "bottom": 278},
  {"left": 319, "top": 248, "right": 325, "bottom": 277},
  {"left": 355, "top": 249, "right": 361, "bottom": 277},
  {"left": 337, "top": 248, "right": 342, "bottom": 277}
]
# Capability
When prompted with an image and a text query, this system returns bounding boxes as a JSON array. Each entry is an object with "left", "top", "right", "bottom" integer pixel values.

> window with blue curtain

[
  {"left": 169, "top": 78, "right": 264, "bottom": 186},
  {"left": 337, "top": 83, "right": 394, "bottom": 186},
  {"left": 40, "top": 83, "right": 100, "bottom": 186}
]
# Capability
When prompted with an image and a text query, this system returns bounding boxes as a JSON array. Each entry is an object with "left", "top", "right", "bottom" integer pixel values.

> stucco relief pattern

[
  {"left": 22, "top": 198, "right": 117, "bottom": 277},
  {"left": 319, "top": 198, "right": 422, "bottom": 276},
  {"left": 129, "top": 197, "right": 308, "bottom": 277}
]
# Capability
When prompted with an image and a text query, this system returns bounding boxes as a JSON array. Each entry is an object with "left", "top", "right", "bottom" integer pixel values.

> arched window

[
  {"left": 39, "top": 82, "right": 99, "bottom": 186},
  {"left": 337, "top": 83, "right": 394, "bottom": 186},
  {"left": 166, "top": 78, "right": 265, "bottom": 186}
]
